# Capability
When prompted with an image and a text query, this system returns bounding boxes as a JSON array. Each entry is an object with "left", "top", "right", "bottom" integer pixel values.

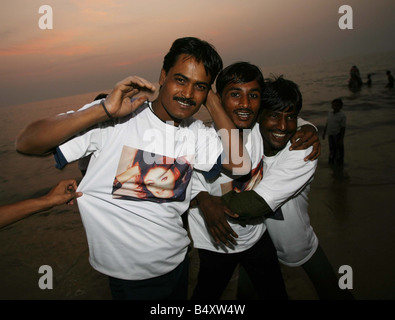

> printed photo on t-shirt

[
  {"left": 220, "top": 157, "right": 263, "bottom": 195},
  {"left": 112, "top": 146, "right": 193, "bottom": 203}
]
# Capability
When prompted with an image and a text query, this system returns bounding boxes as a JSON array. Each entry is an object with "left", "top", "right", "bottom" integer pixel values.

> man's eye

[
  {"left": 196, "top": 84, "right": 207, "bottom": 91},
  {"left": 230, "top": 92, "right": 240, "bottom": 97}
]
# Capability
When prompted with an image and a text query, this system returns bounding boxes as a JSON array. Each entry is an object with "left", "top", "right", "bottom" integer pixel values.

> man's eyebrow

[{"left": 174, "top": 73, "right": 210, "bottom": 87}]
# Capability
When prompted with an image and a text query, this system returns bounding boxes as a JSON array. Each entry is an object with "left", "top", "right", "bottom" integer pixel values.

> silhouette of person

[{"left": 386, "top": 70, "right": 394, "bottom": 88}]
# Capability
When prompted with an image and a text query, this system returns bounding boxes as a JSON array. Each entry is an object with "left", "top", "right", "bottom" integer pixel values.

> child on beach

[{"left": 322, "top": 98, "right": 346, "bottom": 165}]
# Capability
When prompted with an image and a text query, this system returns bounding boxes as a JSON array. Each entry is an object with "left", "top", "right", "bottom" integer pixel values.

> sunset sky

[{"left": 1, "top": 0, "right": 394, "bottom": 107}]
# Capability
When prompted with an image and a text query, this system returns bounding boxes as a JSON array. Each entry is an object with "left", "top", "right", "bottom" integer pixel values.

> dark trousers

[
  {"left": 108, "top": 254, "right": 189, "bottom": 300},
  {"left": 192, "top": 231, "right": 288, "bottom": 300},
  {"left": 328, "top": 134, "right": 344, "bottom": 165}
]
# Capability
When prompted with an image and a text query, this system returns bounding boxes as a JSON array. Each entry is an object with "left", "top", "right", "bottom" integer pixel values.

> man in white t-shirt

[
  {"left": 15, "top": 37, "right": 252, "bottom": 300},
  {"left": 188, "top": 63, "right": 320, "bottom": 299},
  {"left": 223, "top": 76, "right": 354, "bottom": 300}
]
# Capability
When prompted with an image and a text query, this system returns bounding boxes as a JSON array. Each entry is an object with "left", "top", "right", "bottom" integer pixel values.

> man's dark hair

[
  {"left": 162, "top": 37, "right": 223, "bottom": 84},
  {"left": 261, "top": 75, "right": 303, "bottom": 113},
  {"left": 215, "top": 62, "right": 265, "bottom": 96}
]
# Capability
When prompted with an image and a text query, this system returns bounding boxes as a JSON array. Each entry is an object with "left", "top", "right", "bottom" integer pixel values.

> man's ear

[{"left": 159, "top": 69, "right": 167, "bottom": 86}]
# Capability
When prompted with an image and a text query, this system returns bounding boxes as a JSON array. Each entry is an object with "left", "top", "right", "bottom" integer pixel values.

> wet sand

[{"left": 0, "top": 95, "right": 395, "bottom": 300}]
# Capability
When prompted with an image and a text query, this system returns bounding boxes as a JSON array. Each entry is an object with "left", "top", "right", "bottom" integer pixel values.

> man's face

[
  {"left": 221, "top": 80, "right": 261, "bottom": 130},
  {"left": 259, "top": 106, "right": 298, "bottom": 156},
  {"left": 154, "top": 54, "right": 212, "bottom": 125},
  {"left": 331, "top": 102, "right": 342, "bottom": 113}
]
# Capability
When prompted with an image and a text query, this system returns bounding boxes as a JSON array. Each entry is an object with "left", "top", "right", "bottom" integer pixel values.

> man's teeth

[
  {"left": 237, "top": 111, "right": 250, "bottom": 117},
  {"left": 273, "top": 132, "right": 286, "bottom": 138}
]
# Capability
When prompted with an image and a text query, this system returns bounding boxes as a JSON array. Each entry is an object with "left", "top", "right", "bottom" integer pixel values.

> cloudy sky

[{"left": 1, "top": 0, "right": 394, "bottom": 107}]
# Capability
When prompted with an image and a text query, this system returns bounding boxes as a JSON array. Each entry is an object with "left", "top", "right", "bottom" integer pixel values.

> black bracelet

[{"left": 100, "top": 100, "right": 114, "bottom": 120}]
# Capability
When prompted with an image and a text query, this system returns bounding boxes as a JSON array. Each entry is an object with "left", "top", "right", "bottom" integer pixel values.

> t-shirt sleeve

[
  {"left": 297, "top": 117, "right": 317, "bottom": 131},
  {"left": 254, "top": 148, "right": 317, "bottom": 212},
  {"left": 54, "top": 123, "right": 111, "bottom": 168},
  {"left": 190, "top": 169, "right": 211, "bottom": 199}
]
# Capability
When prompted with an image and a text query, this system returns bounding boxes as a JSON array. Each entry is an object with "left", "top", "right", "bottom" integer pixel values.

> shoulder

[
  {"left": 181, "top": 117, "right": 206, "bottom": 129},
  {"left": 277, "top": 142, "right": 317, "bottom": 167}
]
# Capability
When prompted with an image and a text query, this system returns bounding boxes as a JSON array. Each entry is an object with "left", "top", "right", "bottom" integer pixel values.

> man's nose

[{"left": 182, "top": 84, "right": 194, "bottom": 99}]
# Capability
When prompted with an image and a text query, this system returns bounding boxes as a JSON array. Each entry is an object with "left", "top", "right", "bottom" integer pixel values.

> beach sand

[{"left": 0, "top": 93, "right": 395, "bottom": 300}]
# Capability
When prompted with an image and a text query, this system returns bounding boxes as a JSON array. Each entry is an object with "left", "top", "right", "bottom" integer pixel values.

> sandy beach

[{"left": 1, "top": 88, "right": 395, "bottom": 300}]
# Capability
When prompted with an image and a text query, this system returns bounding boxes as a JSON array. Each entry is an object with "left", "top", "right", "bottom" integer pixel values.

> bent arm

[
  {"left": 16, "top": 76, "right": 156, "bottom": 156},
  {"left": 205, "top": 91, "right": 251, "bottom": 175},
  {"left": 16, "top": 102, "right": 109, "bottom": 155}
]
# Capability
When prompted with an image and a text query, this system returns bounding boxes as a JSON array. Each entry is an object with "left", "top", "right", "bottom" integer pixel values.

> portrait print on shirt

[
  {"left": 220, "top": 158, "right": 263, "bottom": 195},
  {"left": 112, "top": 146, "right": 193, "bottom": 203}
]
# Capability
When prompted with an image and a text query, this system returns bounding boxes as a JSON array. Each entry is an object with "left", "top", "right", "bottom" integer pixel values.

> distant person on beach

[
  {"left": 15, "top": 37, "right": 255, "bottom": 300},
  {"left": 386, "top": 70, "right": 394, "bottom": 88},
  {"left": 0, "top": 179, "right": 82, "bottom": 229},
  {"left": 322, "top": 98, "right": 346, "bottom": 166},
  {"left": 221, "top": 77, "right": 353, "bottom": 300},
  {"left": 348, "top": 65, "right": 362, "bottom": 92},
  {"left": 365, "top": 73, "right": 373, "bottom": 87}
]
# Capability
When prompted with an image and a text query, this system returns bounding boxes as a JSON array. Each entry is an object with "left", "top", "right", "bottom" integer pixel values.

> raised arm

[
  {"left": 16, "top": 76, "right": 156, "bottom": 155},
  {"left": 0, "top": 179, "right": 82, "bottom": 228},
  {"left": 204, "top": 90, "right": 251, "bottom": 175}
]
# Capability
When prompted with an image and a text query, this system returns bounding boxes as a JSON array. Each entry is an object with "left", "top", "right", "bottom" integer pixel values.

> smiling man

[
  {"left": 15, "top": 37, "right": 251, "bottom": 300},
  {"left": 222, "top": 76, "right": 353, "bottom": 300},
  {"left": 188, "top": 64, "right": 320, "bottom": 300}
]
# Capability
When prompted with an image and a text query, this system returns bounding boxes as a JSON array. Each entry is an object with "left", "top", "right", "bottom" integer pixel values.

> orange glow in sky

[{"left": 0, "top": 0, "right": 394, "bottom": 107}]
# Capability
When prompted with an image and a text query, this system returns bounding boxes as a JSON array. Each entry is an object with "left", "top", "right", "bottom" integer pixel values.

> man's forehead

[
  {"left": 224, "top": 80, "right": 261, "bottom": 91},
  {"left": 265, "top": 105, "right": 298, "bottom": 114},
  {"left": 169, "top": 55, "right": 211, "bottom": 81}
]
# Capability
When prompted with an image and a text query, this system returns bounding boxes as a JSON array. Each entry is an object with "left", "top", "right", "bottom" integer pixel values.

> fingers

[
  {"left": 118, "top": 76, "right": 156, "bottom": 93},
  {"left": 290, "top": 130, "right": 313, "bottom": 150},
  {"left": 223, "top": 207, "right": 239, "bottom": 219},
  {"left": 304, "top": 142, "right": 321, "bottom": 161},
  {"left": 289, "top": 127, "right": 322, "bottom": 161},
  {"left": 208, "top": 214, "right": 238, "bottom": 246},
  {"left": 210, "top": 223, "right": 238, "bottom": 246}
]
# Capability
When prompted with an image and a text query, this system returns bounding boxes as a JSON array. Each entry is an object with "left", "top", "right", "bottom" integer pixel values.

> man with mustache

[
  {"left": 188, "top": 63, "right": 319, "bottom": 300},
  {"left": 16, "top": 37, "right": 251, "bottom": 300}
]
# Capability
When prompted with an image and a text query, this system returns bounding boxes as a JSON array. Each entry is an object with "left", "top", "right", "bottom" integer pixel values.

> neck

[
  {"left": 151, "top": 99, "right": 180, "bottom": 126},
  {"left": 263, "top": 141, "right": 278, "bottom": 157}
]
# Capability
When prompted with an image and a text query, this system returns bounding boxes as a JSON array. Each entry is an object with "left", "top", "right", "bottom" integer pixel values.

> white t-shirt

[
  {"left": 255, "top": 142, "right": 319, "bottom": 266},
  {"left": 326, "top": 111, "right": 346, "bottom": 136},
  {"left": 188, "top": 123, "right": 266, "bottom": 253},
  {"left": 56, "top": 101, "right": 222, "bottom": 280}
]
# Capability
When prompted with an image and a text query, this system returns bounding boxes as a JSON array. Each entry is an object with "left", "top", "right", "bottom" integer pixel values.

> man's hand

[
  {"left": 290, "top": 125, "right": 321, "bottom": 161},
  {"left": 44, "top": 179, "right": 83, "bottom": 207},
  {"left": 204, "top": 90, "right": 221, "bottom": 111},
  {"left": 197, "top": 192, "right": 239, "bottom": 246},
  {"left": 105, "top": 76, "right": 156, "bottom": 118}
]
